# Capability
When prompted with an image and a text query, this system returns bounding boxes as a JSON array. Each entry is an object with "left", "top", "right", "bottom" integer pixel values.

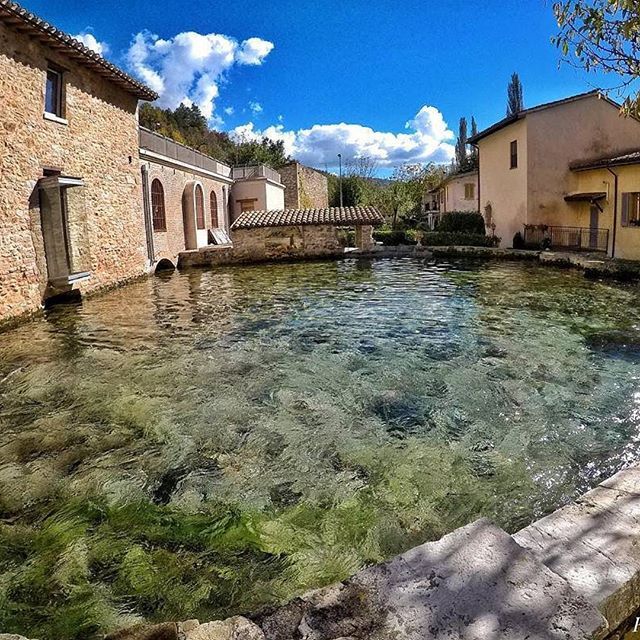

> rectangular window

[
  {"left": 45, "top": 67, "right": 64, "bottom": 117},
  {"left": 622, "top": 192, "right": 640, "bottom": 227},
  {"left": 510, "top": 140, "right": 518, "bottom": 169},
  {"left": 464, "top": 183, "right": 475, "bottom": 199}
]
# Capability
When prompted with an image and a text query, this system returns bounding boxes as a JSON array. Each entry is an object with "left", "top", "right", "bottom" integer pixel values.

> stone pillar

[{"left": 355, "top": 225, "right": 374, "bottom": 250}]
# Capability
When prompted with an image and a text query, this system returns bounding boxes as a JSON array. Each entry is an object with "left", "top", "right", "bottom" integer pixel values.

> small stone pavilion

[{"left": 230, "top": 206, "right": 383, "bottom": 259}]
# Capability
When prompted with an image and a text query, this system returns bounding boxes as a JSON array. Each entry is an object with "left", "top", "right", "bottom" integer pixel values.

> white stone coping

[
  {"left": 139, "top": 149, "right": 234, "bottom": 185},
  {"left": 43, "top": 111, "right": 68, "bottom": 126}
]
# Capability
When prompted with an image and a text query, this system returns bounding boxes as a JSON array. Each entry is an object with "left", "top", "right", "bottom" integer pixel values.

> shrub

[
  {"left": 421, "top": 232, "right": 500, "bottom": 247},
  {"left": 512, "top": 231, "right": 525, "bottom": 249},
  {"left": 372, "top": 229, "right": 418, "bottom": 246},
  {"left": 435, "top": 212, "right": 486, "bottom": 235},
  {"left": 336, "top": 229, "right": 356, "bottom": 248}
]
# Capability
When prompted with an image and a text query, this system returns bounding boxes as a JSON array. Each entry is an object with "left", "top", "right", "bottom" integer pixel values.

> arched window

[
  {"left": 195, "top": 184, "right": 205, "bottom": 229},
  {"left": 151, "top": 179, "right": 166, "bottom": 231},
  {"left": 210, "top": 190, "right": 218, "bottom": 228}
]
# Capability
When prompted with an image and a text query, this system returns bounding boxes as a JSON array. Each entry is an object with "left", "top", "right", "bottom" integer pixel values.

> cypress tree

[{"left": 506, "top": 73, "right": 524, "bottom": 116}]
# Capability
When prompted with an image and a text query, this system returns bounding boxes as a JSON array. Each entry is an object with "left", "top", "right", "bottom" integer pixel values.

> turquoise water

[{"left": 1, "top": 257, "right": 640, "bottom": 638}]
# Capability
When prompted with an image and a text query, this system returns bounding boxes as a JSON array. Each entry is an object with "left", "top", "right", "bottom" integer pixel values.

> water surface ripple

[{"left": 1, "top": 257, "right": 640, "bottom": 638}]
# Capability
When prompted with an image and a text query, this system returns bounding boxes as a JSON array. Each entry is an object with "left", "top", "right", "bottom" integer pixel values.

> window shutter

[{"left": 622, "top": 193, "right": 630, "bottom": 227}]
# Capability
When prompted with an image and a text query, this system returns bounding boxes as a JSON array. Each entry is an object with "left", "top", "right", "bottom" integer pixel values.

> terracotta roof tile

[
  {"left": 0, "top": 0, "right": 157, "bottom": 100},
  {"left": 570, "top": 149, "right": 640, "bottom": 171},
  {"left": 231, "top": 206, "right": 385, "bottom": 230}
]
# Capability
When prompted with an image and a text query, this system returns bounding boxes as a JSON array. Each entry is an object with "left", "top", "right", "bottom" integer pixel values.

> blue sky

[{"left": 24, "top": 0, "right": 609, "bottom": 170}]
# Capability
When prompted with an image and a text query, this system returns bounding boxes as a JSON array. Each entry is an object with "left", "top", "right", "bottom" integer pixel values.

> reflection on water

[{"left": 2, "top": 257, "right": 640, "bottom": 638}]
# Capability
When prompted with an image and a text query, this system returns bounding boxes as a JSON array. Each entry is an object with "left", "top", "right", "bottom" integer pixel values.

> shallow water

[{"left": 2, "top": 257, "right": 640, "bottom": 638}]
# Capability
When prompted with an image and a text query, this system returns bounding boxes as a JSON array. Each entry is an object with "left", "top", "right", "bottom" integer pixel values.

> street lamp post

[{"left": 338, "top": 153, "right": 343, "bottom": 208}]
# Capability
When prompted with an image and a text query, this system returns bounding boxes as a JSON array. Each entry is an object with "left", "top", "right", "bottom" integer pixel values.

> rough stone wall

[
  {"left": 0, "top": 21, "right": 146, "bottom": 324},
  {"left": 279, "top": 163, "right": 328, "bottom": 209},
  {"left": 142, "top": 160, "right": 230, "bottom": 267},
  {"left": 179, "top": 225, "right": 343, "bottom": 267}
]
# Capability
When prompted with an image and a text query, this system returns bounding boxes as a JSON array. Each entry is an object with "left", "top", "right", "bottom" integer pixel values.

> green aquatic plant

[{"left": 1, "top": 258, "right": 640, "bottom": 638}]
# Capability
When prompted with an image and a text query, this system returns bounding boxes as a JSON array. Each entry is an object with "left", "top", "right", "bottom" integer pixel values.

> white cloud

[
  {"left": 127, "top": 30, "right": 274, "bottom": 121},
  {"left": 249, "top": 101, "right": 263, "bottom": 114},
  {"left": 224, "top": 106, "right": 235, "bottom": 116},
  {"left": 73, "top": 31, "right": 109, "bottom": 56},
  {"left": 231, "top": 106, "right": 455, "bottom": 168},
  {"left": 237, "top": 37, "right": 274, "bottom": 65}
]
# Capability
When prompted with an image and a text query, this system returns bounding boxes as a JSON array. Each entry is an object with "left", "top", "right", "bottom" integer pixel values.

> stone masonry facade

[
  {"left": 179, "top": 225, "right": 344, "bottom": 267},
  {"left": 0, "top": 19, "right": 147, "bottom": 324},
  {"left": 142, "top": 160, "right": 231, "bottom": 267},
  {"left": 279, "top": 162, "right": 329, "bottom": 209}
]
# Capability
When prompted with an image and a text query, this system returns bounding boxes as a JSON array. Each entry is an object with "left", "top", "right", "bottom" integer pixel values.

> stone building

[
  {"left": 229, "top": 206, "right": 382, "bottom": 261},
  {"left": 139, "top": 127, "right": 234, "bottom": 268},
  {"left": 0, "top": 0, "right": 156, "bottom": 324},
  {"left": 279, "top": 161, "right": 329, "bottom": 209}
]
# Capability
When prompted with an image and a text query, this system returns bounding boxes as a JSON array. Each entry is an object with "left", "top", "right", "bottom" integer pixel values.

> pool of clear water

[{"left": 2, "top": 257, "right": 640, "bottom": 638}]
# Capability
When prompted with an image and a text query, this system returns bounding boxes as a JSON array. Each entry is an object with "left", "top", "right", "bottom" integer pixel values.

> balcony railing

[
  {"left": 523, "top": 225, "right": 609, "bottom": 253},
  {"left": 139, "top": 127, "right": 232, "bottom": 178},
  {"left": 231, "top": 164, "right": 282, "bottom": 183}
]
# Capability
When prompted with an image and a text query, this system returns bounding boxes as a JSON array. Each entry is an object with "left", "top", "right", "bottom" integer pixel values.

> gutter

[
  {"left": 606, "top": 166, "right": 619, "bottom": 259},
  {"left": 470, "top": 142, "right": 481, "bottom": 217}
]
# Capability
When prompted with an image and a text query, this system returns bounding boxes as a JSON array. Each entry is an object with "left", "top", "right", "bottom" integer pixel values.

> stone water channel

[{"left": 2, "top": 257, "right": 640, "bottom": 638}]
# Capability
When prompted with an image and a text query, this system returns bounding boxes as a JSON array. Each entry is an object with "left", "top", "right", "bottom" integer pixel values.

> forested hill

[{"left": 139, "top": 103, "right": 291, "bottom": 168}]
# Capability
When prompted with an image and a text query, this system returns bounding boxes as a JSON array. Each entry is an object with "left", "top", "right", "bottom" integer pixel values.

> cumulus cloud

[
  {"left": 249, "top": 101, "right": 263, "bottom": 114},
  {"left": 224, "top": 106, "right": 235, "bottom": 116},
  {"left": 73, "top": 31, "right": 109, "bottom": 56},
  {"left": 237, "top": 37, "right": 275, "bottom": 65},
  {"left": 127, "top": 30, "right": 274, "bottom": 121},
  {"left": 231, "top": 106, "right": 455, "bottom": 167}
]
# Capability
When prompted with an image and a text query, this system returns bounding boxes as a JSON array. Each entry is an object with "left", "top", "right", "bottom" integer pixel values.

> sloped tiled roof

[
  {"left": 570, "top": 149, "right": 640, "bottom": 171},
  {"left": 0, "top": 0, "right": 157, "bottom": 101},
  {"left": 468, "top": 90, "right": 625, "bottom": 144},
  {"left": 231, "top": 206, "right": 385, "bottom": 230}
]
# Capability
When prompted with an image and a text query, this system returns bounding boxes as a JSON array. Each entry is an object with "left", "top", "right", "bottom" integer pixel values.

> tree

[
  {"left": 375, "top": 163, "right": 444, "bottom": 229},
  {"left": 506, "top": 72, "right": 524, "bottom": 116},
  {"left": 455, "top": 117, "right": 468, "bottom": 171},
  {"left": 469, "top": 117, "right": 479, "bottom": 170},
  {"left": 553, "top": 0, "right": 640, "bottom": 116},
  {"left": 139, "top": 103, "right": 291, "bottom": 168}
]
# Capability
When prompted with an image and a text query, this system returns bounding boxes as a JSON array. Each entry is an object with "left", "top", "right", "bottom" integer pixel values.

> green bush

[
  {"left": 336, "top": 229, "right": 356, "bottom": 248},
  {"left": 372, "top": 229, "right": 418, "bottom": 246},
  {"left": 434, "top": 212, "right": 486, "bottom": 235},
  {"left": 421, "top": 232, "right": 500, "bottom": 247}
]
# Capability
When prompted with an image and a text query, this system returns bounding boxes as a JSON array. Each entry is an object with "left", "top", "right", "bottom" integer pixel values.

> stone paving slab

[
  {"left": 252, "top": 518, "right": 606, "bottom": 639},
  {"left": 514, "top": 466, "right": 640, "bottom": 636}
]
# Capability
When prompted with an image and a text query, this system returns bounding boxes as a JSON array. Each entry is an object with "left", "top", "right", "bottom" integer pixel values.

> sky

[{"left": 22, "top": 0, "right": 613, "bottom": 172}]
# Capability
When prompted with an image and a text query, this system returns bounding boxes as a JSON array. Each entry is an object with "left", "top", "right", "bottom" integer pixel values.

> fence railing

[
  {"left": 231, "top": 165, "right": 282, "bottom": 183},
  {"left": 523, "top": 225, "right": 609, "bottom": 252},
  {"left": 139, "top": 127, "right": 232, "bottom": 178}
]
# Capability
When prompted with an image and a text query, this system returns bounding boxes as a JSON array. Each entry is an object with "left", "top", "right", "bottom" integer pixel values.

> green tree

[
  {"left": 553, "top": 0, "right": 640, "bottom": 116},
  {"left": 375, "top": 163, "right": 443, "bottom": 229},
  {"left": 506, "top": 72, "right": 524, "bottom": 116},
  {"left": 469, "top": 117, "right": 479, "bottom": 170},
  {"left": 455, "top": 117, "right": 468, "bottom": 171},
  {"left": 139, "top": 103, "right": 291, "bottom": 168}
]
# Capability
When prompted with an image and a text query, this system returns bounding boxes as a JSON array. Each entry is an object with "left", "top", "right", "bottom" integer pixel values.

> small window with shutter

[{"left": 622, "top": 193, "right": 640, "bottom": 227}]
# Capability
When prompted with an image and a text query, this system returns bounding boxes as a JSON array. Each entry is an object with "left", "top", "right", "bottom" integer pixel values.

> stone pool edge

[
  {"left": 352, "top": 244, "right": 640, "bottom": 283},
  {"left": 6, "top": 462, "right": 638, "bottom": 640}
]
